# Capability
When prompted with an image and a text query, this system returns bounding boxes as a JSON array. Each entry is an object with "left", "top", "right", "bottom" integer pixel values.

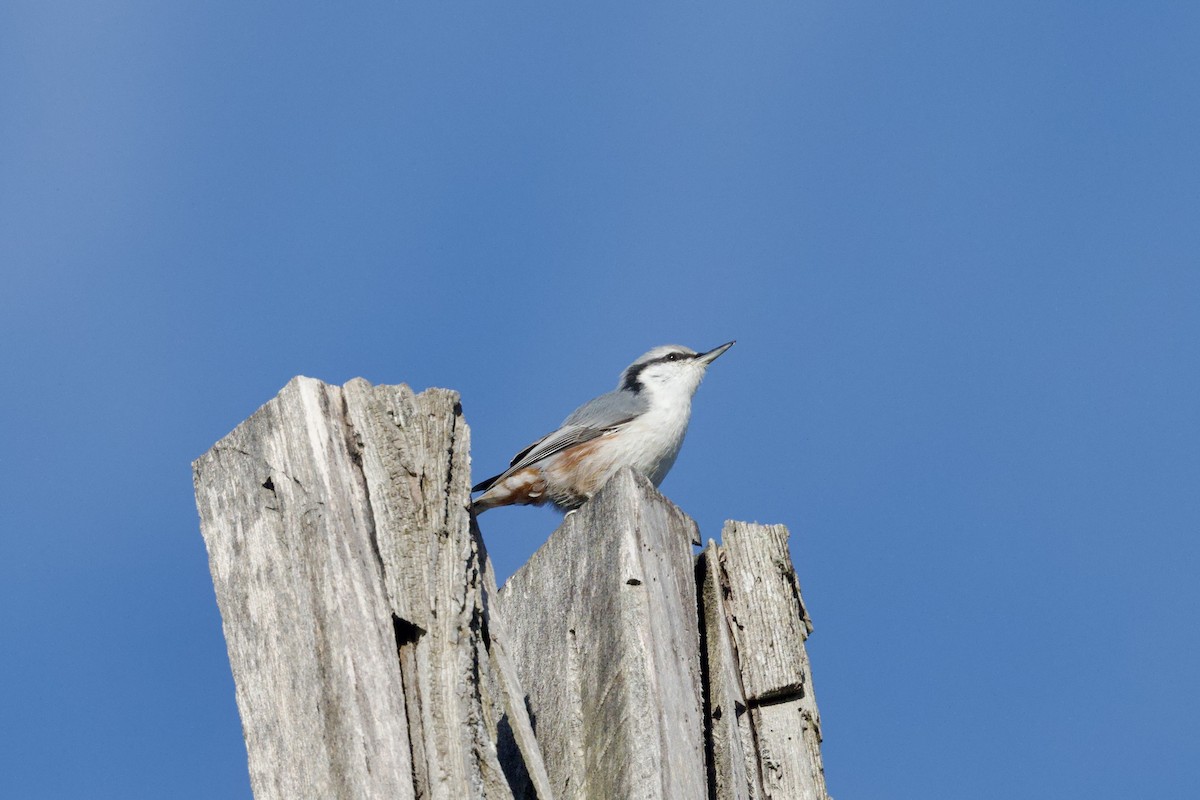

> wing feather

[{"left": 472, "top": 389, "right": 647, "bottom": 494}]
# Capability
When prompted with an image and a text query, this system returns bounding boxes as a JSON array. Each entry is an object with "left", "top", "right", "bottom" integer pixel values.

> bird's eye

[{"left": 666, "top": 353, "right": 680, "bottom": 361}]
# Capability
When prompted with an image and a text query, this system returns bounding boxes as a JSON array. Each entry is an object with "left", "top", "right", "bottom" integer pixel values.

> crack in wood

[{"left": 194, "top": 377, "right": 829, "bottom": 800}]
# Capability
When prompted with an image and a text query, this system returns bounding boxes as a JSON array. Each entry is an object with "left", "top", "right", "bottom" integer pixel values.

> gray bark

[
  {"left": 698, "top": 522, "right": 829, "bottom": 800},
  {"left": 699, "top": 540, "right": 765, "bottom": 800},
  {"left": 193, "top": 377, "right": 829, "bottom": 800},
  {"left": 193, "top": 377, "right": 550, "bottom": 800},
  {"left": 497, "top": 469, "right": 708, "bottom": 800}
]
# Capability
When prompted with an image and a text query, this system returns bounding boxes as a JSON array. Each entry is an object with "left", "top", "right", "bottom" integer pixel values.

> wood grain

[
  {"left": 194, "top": 377, "right": 830, "bottom": 800},
  {"left": 194, "top": 377, "right": 550, "bottom": 800},
  {"left": 498, "top": 469, "right": 707, "bottom": 800}
]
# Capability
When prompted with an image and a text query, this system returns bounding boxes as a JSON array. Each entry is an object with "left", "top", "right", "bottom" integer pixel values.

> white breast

[{"left": 606, "top": 394, "right": 693, "bottom": 486}]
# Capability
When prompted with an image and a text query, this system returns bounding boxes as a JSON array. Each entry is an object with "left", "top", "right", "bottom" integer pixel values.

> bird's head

[{"left": 618, "top": 341, "right": 734, "bottom": 399}]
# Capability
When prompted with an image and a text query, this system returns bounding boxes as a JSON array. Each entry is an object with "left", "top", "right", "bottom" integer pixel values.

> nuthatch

[{"left": 471, "top": 341, "right": 734, "bottom": 513}]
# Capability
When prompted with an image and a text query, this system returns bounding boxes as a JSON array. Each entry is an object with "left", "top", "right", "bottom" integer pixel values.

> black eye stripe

[{"left": 620, "top": 351, "right": 692, "bottom": 392}]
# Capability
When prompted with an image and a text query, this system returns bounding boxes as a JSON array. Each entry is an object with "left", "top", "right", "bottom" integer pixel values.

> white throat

[{"left": 625, "top": 373, "right": 704, "bottom": 485}]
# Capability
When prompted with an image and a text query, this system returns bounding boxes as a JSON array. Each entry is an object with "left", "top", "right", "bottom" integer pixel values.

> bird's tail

[{"left": 470, "top": 467, "right": 546, "bottom": 515}]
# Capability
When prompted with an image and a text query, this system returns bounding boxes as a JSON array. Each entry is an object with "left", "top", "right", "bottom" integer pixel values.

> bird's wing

[
  {"left": 512, "top": 389, "right": 648, "bottom": 470},
  {"left": 560, "top": 388, "right": 648, "bottom": 429},
  {"left": 473, "top": 390, "right": 647, "bottom": 493},
  {"left": 504, "top": 423, "right": 616, "bottom": 472}
]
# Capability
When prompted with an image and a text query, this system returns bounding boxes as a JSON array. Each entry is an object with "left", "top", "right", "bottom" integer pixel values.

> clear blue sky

[{"left": 3, "top": 2, "right": 1198, "bottom": 797}]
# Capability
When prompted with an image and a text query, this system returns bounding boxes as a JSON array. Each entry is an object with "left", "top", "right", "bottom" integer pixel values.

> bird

[{"left": 471, "top": 341, "right": 734, "bottom": 514}]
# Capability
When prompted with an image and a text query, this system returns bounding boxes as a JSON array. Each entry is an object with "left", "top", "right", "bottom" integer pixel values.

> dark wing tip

[
  {"left": 474, "top": 433, "right": 550, "bottom": 495},
  {"left": 472, "top": 474, "right": 501, "bottom": 494},
  {"left": 509, "top": 440, "right": 540, "bottom": 468}
]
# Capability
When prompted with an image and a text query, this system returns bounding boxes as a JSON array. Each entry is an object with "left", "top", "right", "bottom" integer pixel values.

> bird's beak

[{"left": 697, "top": 340, "right": 735, "bottom": 365}]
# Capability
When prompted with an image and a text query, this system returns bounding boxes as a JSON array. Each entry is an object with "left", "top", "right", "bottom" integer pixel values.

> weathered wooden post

[
  {"left": 698, "top": 524, "right": 828, "bottom": 800},
  {"left": 497, "top": 469, "right": 707, "bottom": 799},
  {"left": 194, "top": 377, "right": 829, "bottom": 800}
]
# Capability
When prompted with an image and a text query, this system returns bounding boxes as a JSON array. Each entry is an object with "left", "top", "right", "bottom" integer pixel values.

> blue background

[{"left": 3, "top": 2, "right": 1198, "bottom": 797}]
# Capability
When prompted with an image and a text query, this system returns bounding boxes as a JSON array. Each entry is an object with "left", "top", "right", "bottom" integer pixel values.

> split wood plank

[
  {"left": 497, "top": 469, "right": 708, "bottom": 800},
  {"left": 718, "top": 521, "right": 828, "bottom": 800},
  {"left": 193, "top": 377, "right": 551, "bottom": 800}
]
